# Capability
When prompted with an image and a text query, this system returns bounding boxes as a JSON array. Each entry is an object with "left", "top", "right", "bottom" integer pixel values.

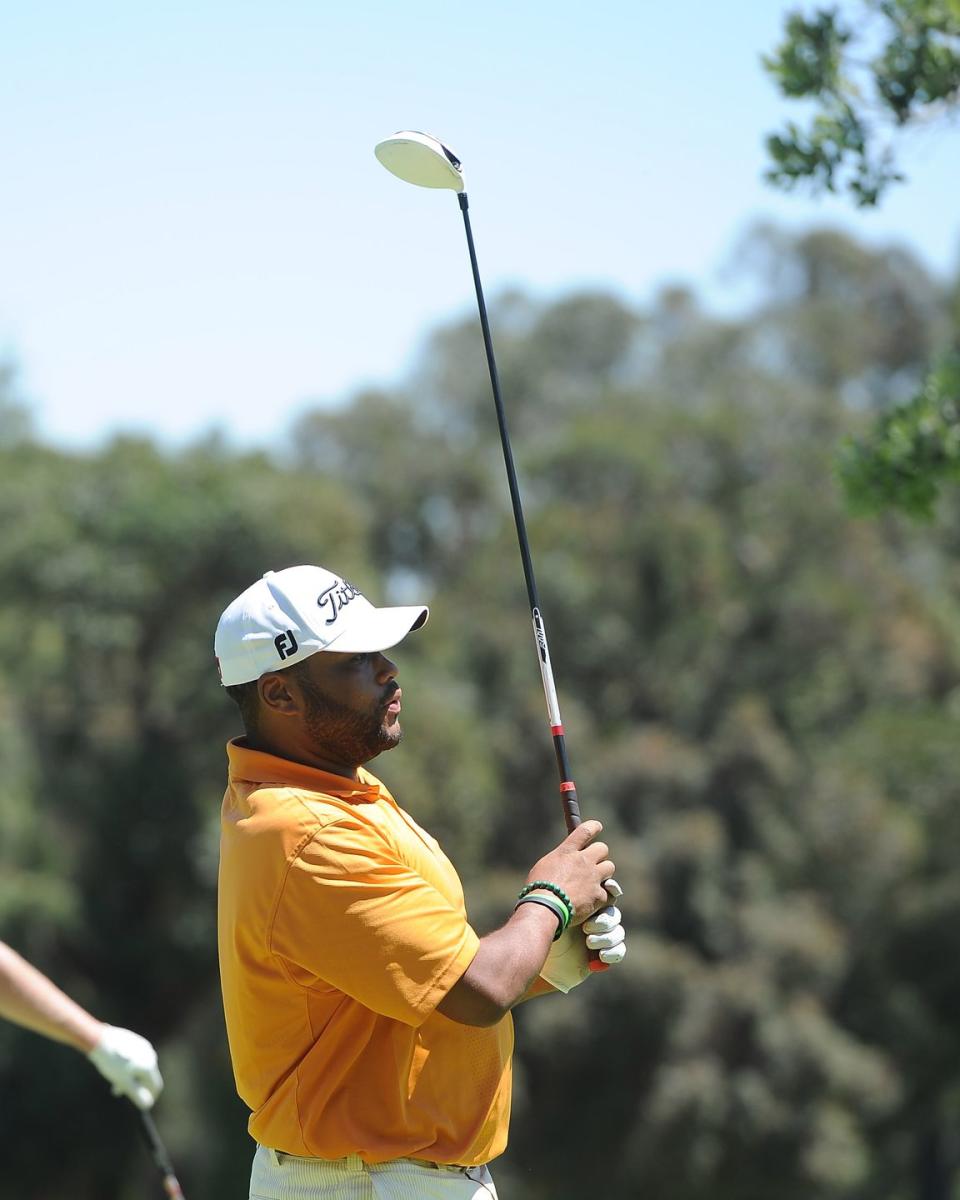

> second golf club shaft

[{"left": 139, "top": 1110, "right": 186, "bottom": 1200}]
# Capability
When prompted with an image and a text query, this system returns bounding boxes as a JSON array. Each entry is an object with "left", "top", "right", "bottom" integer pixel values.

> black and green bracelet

[
  {"left": 517, "top": 880, "right": 573, "bottom": 933},
  {"left": 514, "top": 893, "right": 569, "bottom": 940}
]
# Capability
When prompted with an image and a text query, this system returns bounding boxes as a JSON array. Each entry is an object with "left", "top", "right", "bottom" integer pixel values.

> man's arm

[
  {"left": 437, "top": 902, "right": 561, "bottom": 1025},
  {"left": 437, "top": 901, "right": 628, "bottom": 1021},
  {"left": 0, "top": 940, "right": 102, "bottom": 1050},
  {"left": 437, "top": 822, "right": 616, "bottom": 1027},
  {"left": 0, "top": 940, "right": 163, "bottom": 1109}
]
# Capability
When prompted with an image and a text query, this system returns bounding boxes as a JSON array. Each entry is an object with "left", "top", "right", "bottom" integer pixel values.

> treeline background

[{"left": 2, "top": 222, "right": 960, "bottom": 1200}]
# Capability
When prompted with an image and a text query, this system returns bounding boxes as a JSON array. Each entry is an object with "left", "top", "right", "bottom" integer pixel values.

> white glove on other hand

[
  {"left": 539, "top": 905, "right": 627, "bottom": 994},
  {"left": 88, "top": 1024, "right": 163, "bottom": 1109}
]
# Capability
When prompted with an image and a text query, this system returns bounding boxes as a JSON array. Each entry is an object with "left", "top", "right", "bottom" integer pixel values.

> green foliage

[
  {"left": 772, "top": 10, "right": 852, "bottom": 95},
  {"left": 764, "top": 5, "right": 960, "bottom": 517},
  {"left": 3, "top": 227, "right": 960, "bottom": 1197},
  {"left": 764, "top": 1, "right": 960, "bottom": 206},
  {"left": 838, "top": 354, "right": 960, "bottom": 516}
]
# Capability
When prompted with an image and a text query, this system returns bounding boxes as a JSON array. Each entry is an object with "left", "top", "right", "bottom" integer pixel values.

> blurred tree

[
  {"left": 4, "top": 228, "right": 960, "bottom": 1199},
  {"left": 492, "top": 282, "right": 960, "bottom": 1198},
  {"left": 727, "top": 223, "right": 949, "bottom": 398}
]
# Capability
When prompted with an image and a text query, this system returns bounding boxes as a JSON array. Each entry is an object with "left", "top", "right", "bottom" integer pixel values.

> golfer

[
  {"left": 215, "top": 565, "right": 626, "bottom": 1199},
  {"left": 0, "top": 939, "right": 163, "bottom": 1109}
]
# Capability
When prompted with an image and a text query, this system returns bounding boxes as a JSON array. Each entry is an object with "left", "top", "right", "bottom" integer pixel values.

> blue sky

[{"left": 2, "top": 1, "right": 957, "bottom": 448}]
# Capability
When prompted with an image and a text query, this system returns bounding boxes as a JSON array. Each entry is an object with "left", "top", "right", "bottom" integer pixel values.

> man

[
  {"left": 0, "top": 939, "right": 163, "bottom": 1109},
  {"left": 215, "top": 564, "right": 626, "bottom": 1199}
]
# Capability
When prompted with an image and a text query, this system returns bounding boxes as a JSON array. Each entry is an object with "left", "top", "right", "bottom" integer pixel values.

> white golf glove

[
  {"left": 539, "top": 903, "right": 627, "bottom": 994},
  {"left": 88, "top": 1024, "right": 163, "bottom": 1109}
]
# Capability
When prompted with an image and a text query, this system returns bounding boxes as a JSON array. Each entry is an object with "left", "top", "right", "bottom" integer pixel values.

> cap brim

[{"left": 326, "top": 605, "right": 428, "bottom": 654}]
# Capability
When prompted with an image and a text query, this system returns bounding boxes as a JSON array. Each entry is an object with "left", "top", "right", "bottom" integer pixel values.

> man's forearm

[
  {"left": 437, "top": 902, "right": 559, "bottom": 1026},
  {"left": 0, "top": 942, "right": 103, "bottom": 1051}
]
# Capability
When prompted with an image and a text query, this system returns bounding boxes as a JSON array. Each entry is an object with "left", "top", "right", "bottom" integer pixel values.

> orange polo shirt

[{"left": 217, "top": 739, "right": 513, "bottom": 1164}]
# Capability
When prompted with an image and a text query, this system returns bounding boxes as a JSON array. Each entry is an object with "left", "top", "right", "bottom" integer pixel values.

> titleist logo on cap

[{"left": 317, "top": 580, "right": 361, "bottom": 626}]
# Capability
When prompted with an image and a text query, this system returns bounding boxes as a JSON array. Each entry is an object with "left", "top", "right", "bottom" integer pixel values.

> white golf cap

[{"left": 214, "top": 565, "right": 428, "bottom": 687}]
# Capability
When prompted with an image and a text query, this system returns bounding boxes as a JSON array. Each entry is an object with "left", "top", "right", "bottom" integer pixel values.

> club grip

[
  {"left": 559, "top": 780, "right": 582, "bottom": 833},
  {"left": 559, "top": 781, "right": 609, "bottom": 972}
]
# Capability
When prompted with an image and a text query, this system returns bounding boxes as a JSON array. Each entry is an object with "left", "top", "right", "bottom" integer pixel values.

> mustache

[{"left": 381, "top": 683, "right": 400, "bottom": 705}]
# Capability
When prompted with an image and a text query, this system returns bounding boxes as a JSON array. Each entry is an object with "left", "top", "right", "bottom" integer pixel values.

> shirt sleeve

[{"left": 268, "top": 816, "right": 480, "bottom": 1026}]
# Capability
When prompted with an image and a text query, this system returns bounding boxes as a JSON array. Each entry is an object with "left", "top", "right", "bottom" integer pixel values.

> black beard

[{"left": 298, "top": 675, "right": 402, "bottom": 767}]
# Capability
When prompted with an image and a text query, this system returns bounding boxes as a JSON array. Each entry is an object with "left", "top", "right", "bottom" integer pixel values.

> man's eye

[{"left": 349, "top": 653, "right": 368, "bottom": 665}]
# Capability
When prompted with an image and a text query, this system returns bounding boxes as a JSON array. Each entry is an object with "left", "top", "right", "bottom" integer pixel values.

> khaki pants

[{"left": 249, "top": 1145, "right": 499, "bottom": 1200}]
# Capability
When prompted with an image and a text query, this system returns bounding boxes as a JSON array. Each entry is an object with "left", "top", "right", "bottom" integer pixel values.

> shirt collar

[{"left": 225, "top": 738, "right": 389, "bottom": 803}]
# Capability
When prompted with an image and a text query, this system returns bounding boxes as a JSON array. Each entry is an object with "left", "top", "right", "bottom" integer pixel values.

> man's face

[{"left": 293, "top": 649, "right": 403, "bottom": 768}]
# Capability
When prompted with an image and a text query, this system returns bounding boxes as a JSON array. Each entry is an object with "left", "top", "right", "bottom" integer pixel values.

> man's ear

[{"left": 258, "top": 672, "right": 301, "bottom": 717}]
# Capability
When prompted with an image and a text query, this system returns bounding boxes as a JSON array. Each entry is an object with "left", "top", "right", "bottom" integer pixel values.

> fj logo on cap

[
  {"left": 274, "top": 630, "right": 299, "bottom": 661},
  {"left": 317, "top": 580, "right": 361, "bottom": 626}
]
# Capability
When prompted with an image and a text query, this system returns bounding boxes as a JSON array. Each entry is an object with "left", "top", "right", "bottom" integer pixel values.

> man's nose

[{"left": 374, "top": 653, "right": 398, "bottom": 681}]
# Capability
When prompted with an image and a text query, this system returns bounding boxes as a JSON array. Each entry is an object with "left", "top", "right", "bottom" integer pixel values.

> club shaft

[
  {"left": 139, "top": 1110, "right": 186, "bottom": 1200},
  {"left": 458, "top": 192, "right": 582, "bottom": 834}
]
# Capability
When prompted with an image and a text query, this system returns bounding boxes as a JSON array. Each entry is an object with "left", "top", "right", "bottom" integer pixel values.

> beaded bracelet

[
  {"left": 514, "top": 894, "right": 568, "bottom": 941},
  {"left": 517, "top": 881, "right": 573, "bottom": 932}
]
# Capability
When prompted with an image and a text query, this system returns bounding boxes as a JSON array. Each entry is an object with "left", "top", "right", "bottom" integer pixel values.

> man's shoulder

[
  {"left": 222, "top": 758, "right": 412, "bottom": 870},
  {"left": 231, "top": 779, "right": 367, "bottom": 836}
]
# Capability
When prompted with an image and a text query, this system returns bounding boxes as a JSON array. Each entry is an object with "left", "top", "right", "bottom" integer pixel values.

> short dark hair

[{"left": 224, "top": 679, "right": 261, "bottom": 736}]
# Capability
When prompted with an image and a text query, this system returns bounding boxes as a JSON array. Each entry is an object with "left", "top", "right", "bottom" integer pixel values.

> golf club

[
  {"left": 139, "top": 1109, "right": 186, "bottom": 1199},
  {"left": 375, "top": 132, "right": 621, "bottom": 963}
]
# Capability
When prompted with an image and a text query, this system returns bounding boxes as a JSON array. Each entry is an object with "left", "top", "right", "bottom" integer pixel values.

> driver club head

[{"left": 374, "top": 131, "right": 465, "bottom": 192}]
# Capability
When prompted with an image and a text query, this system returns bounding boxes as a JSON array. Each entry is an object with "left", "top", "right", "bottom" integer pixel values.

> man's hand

[
  {"left": 540, "top": 903, "right": 627, "bottom": 994},
  {"left": 525, "top": 821, "right": 616, "bottom": 925},
  {"left": 88, "top": 1024, "right": 164, "bottom": 1109}
]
